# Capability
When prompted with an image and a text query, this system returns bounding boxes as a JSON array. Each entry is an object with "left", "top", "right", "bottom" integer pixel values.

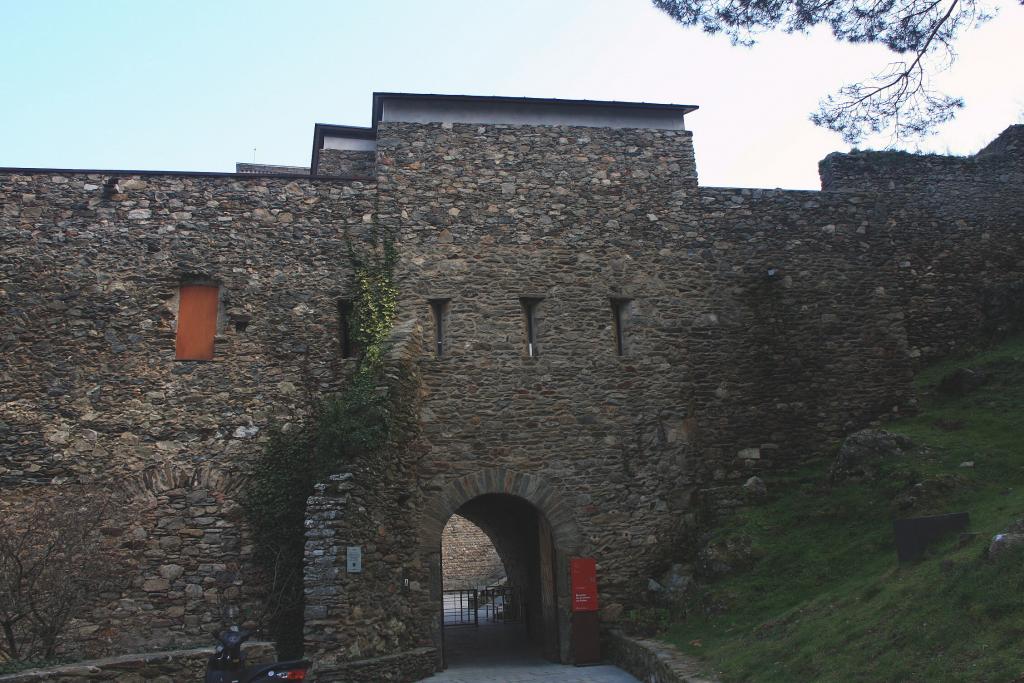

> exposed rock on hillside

[
  {"left": 648, "top": 563, "right": 695, "bottom": 604},
  {"left": 742, "top": 476, "right": 767, "bottom": 500},
  {"left": 830, "top": 429, "right": 914, "bottom": 482},
  {"left": 696, "top": 535, "right": 757, "bottom": 579},
  {"left": 892, "top": 474, "right": 966, "bottom": 513},
  {"left": 988, "top": 517, "right": 1024, "bottom": 558}
]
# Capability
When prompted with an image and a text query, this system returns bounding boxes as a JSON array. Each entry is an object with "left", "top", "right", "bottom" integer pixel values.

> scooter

[{"left": 204, "top": 627, "right": 311, "bottom": 682}]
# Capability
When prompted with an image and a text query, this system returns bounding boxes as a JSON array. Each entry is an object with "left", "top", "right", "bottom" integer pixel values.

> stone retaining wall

[
  {"left": 603, "top": 630, "right": 717, "bottom": 683},
  {"left": 309, "top": 647, "right": 436, "bottom": 683},
  {"left": 0, "top": 642, "right": 274, "bottom": 683}
]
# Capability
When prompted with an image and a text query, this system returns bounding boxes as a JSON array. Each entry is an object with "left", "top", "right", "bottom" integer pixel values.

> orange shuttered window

[{"left": 175, "top": 285, "right": 219, "bottom": 360}]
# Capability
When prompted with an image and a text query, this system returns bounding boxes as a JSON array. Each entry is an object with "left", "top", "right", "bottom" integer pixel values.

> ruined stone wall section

[
  {"left": 818, "top": 126, "right": 1024, "bottom": 360},
  {"left": 441, "top": 514, "right": 506, "bottom": 590},
  {"left": 977, "top": 124, "right": 1024, "bottom": 158},
  {"left": 375, "top": 121, "right": 700, "bottom": 248},
  {"left": 819, "top": 125, "right": 1024, "bottom": 201},
  {"left": 0, "top": 172, "right": 377, "bottom": 656}
]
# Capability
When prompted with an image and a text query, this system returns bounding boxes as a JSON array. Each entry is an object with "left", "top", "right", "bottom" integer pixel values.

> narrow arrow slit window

[
  {"left": 520, "top": 297, "right": 542, "bottom": 358},
  {"left": 429, "top": 299, "right": 450, "bottom": 358},
  {"left": 611, "top": 298, "right": 631, "bottom": 356},
  {"left": 338, "top": 299, "right": 356, "bottom": 358}
]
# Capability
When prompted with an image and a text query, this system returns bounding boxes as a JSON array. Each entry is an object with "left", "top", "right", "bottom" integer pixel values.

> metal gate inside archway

[{"left": 438, "top": 494, "right": 561, "bottom": 667}]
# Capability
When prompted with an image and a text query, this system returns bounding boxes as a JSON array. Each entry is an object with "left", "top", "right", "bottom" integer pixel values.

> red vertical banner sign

[{"left": 570, "top": 557, "right": 599, "bottom": 613}]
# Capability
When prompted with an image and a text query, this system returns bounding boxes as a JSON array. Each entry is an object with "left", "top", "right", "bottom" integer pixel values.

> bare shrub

[{"left": 0, "top": 490, "right": 124, "bottom": 662}]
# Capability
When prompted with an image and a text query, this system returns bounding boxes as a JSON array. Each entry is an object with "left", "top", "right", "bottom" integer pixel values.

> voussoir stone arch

[
  {"left": 121, "top": 462, "right": 244, "bottom": 501},
  {"left": 419, "top": 467, "right": 581, "bottom": 553}
]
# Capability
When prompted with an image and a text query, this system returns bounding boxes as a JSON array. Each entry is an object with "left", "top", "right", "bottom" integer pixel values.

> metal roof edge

[{"left": 370, "top": 92, "right": 699, "bottom": 123}]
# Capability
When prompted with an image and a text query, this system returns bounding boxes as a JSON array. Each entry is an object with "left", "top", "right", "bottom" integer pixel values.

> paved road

[
  {"left": 417, "top": 621, "right": 640, "bottom": 683},
  {"left": 421, "top": 661, "right": 641, "bottom": 682}
]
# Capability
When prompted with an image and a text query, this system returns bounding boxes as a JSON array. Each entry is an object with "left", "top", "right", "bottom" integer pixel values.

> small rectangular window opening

[
  {"left": 429, "top": 299, "right": 450, "bottom": 358},
  {"left": 520, "top": 298, "right": 542, "bottom": 358},
  {"left": 175, "top": 284, "right": 219, "bottom": 361},
  {"left": 611, "top": 298, "right": 631, "bottom": 356},
  {"left": 338, "top": 299, "right": 356, "bottom": 359}
]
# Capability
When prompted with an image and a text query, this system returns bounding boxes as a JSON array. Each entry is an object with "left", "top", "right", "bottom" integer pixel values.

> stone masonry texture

[
  {"left": 441, "top": 514, "right": 507, "bottom": 590},
  {"left": 1, "top": 114, "right": 1022, "bottom": 679},
  {"left": 0, "top": 172, "right": 374, "bottom": 658},
  {"left": 316, "top": 149, "right": 376, "bottom": 178},
  {"left": 819, "top": 126, "right": 1024, "bottom": 361}
]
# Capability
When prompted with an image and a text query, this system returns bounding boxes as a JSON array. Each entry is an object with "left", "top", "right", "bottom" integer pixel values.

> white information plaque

[{"left": 346, "top": 545, "right": 362, "bottom": 573}]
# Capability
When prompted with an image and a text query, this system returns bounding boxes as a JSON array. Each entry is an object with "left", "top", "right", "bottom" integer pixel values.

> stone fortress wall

[
  {"left": 1, "top": 96, "right": 1021, "bottom": 676},
  {"left": 301, "top": 118, "right": 1021, "bottom": 676},
  {"left": 0, "top": 171, "right": 375, "bottom": 657}
]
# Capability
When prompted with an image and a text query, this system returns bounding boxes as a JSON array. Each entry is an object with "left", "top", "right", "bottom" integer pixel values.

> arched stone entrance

[{"left": 419, "top": 468, "right": 581, "bottom": 668}]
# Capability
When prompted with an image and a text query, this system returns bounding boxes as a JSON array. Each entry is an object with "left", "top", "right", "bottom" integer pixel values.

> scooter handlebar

[{"left": 217, "top": 628, "right": 251, "bottom": 648}]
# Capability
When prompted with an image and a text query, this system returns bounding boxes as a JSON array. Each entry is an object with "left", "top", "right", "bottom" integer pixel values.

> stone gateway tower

[{"left": 1, "top": 93, "right": 1022, "bottom": 681}]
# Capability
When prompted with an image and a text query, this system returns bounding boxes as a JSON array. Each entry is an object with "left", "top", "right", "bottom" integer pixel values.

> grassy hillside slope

[{"left": 663, "top": 336, "right": 1024, "bottom": 682}]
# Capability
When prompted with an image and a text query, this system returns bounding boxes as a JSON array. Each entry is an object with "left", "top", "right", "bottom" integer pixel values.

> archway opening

[{"left": 439, "top": 494, "right": 561, "bottom": 667}]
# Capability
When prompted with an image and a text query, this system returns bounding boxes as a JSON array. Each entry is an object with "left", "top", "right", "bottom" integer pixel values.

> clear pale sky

[{"left": 1, "top": 0, "right": 1021, "bottom": 189}]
